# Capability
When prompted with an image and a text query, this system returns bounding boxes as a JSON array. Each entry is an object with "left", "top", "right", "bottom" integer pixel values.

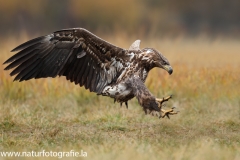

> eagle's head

[{"left": 141, "top": 48, "right": 173, "bottom": 75}]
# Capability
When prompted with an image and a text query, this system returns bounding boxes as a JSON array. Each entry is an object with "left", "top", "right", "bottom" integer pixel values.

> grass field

[{"left": 0, "top": 35, "right": 240, "bottom": 160}]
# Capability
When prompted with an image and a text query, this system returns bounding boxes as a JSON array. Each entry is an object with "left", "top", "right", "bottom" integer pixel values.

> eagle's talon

[
  {"left": 160, "top": 108, "right": 178, "bottom": 119},
  {"left": 156, "top": 95, "right": 172, "bottom": 106}
]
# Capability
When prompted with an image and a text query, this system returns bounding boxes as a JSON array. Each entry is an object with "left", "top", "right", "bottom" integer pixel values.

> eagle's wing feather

[
  {"left": 4, "top": 28, "right": 126, "bottom": 93},
  {"left": 127, "top": 76, "right": 160, "bottom": 112}
]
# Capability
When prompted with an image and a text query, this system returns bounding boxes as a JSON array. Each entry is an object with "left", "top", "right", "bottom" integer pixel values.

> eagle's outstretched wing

[{"left": 3, "top": 28, "right": 126, "bottom": 93}]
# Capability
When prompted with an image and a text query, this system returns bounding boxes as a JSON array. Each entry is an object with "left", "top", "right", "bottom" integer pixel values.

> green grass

[{"left": 0, "top": 37, "right": 240, "bottom": 159}]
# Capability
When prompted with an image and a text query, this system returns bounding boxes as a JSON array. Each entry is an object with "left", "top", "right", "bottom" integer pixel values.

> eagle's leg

[
  {"left": 119, "top": 101, "right": 128, "bottom": 109},
  {"left": 155, "top": 95, "right": 178, "bottom": 119},
  {"left": 125, "top": 101, "right": 128, "bottom": 109}
]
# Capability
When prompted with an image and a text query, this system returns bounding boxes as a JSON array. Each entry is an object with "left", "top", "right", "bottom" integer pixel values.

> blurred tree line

[{"left": 0, "top": 0, "right": 239, "bottom": 37}]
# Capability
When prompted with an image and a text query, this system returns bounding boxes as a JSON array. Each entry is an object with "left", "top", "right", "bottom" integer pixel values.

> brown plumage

[{"left": 4, "top": 28, "right": 178, "bottom": 119}]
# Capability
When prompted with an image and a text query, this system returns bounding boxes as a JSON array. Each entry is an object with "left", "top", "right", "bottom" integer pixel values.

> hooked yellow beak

[{"left": 163, "top": 65, "right": 173, "bottom": 75}]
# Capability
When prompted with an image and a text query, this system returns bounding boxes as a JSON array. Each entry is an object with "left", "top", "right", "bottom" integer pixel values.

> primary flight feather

[{"left": 4, "top": 28, "right": 178, "bottom": 118}]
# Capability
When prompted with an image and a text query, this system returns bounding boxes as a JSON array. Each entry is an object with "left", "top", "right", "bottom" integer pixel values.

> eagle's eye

[{"left": 162, "top": 61, "right": 167, "bottom": 65}]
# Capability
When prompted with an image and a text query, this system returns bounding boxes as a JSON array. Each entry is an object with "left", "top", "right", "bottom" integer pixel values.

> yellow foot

[
  {"left": 161, "top": 107, "right": 178, "bottom": 119},
  {"left": 156, "top": 95, "right": 172, "bottom": 105},
  {"left": 155, "top": 95, "right": 179, "bottom": 119}
]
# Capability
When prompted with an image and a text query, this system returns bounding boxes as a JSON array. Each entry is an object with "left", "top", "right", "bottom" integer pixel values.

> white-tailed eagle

[{"left": 4, "top": 28, "right": 178, "bottom": 119}]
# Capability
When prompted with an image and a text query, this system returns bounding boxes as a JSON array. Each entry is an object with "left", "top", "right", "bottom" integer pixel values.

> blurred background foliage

[{"left": 0, "top": 0, "right": 239, "bottom": 38}]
